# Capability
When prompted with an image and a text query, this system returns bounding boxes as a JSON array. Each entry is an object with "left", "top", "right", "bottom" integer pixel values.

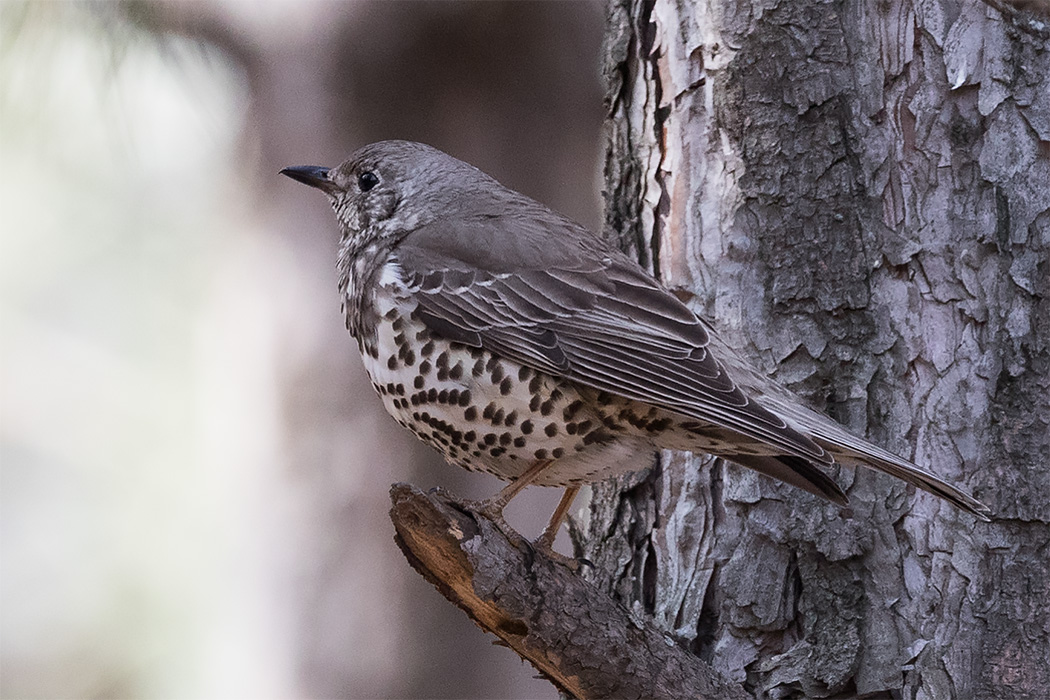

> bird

[{"left": 280, "top": 140, "right": 991, "bottom": 549}]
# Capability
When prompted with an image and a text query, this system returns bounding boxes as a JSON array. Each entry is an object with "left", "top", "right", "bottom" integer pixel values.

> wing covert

[{"left": 394, "top": 213, "right": 832, "bottom": 466}]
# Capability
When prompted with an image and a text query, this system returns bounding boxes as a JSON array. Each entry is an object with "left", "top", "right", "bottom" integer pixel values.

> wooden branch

[{"left": 389, "top": 483, "right": 751, "bottom": 700}]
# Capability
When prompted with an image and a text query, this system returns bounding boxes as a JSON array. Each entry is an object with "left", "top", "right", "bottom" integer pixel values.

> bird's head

[{"left": 281, "top": 140, "right": 500, "bottom": 249}]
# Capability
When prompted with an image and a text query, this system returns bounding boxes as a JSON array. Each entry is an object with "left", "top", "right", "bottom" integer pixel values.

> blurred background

[{"left": 1, "top": 1, "right": 604, "bottom": 697}]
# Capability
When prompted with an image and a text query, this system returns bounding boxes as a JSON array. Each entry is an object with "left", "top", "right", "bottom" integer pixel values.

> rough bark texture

[
  {"left": 584, "top": 0, "right": 1049, "bottom": 698},
  {"left": 388, "top": 484, "right": 750, "bottom": 700}
]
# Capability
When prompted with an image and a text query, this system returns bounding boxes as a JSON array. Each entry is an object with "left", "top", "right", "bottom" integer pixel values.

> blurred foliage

[{"left": 1, "top": 3, "right": 265, "bottom": 698}]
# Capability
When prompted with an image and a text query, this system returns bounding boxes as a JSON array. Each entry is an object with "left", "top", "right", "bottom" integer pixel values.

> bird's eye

[{"left": 358, "top": 171, "right": 379, "bottom": 192}]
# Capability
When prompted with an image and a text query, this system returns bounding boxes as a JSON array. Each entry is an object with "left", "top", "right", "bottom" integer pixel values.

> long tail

[
  {"left": 731, "top": 446, "right": 991, "bottom": 520},
  {"left": 752, "top": 393, "right": 992, "bottom": 520},
  {"left": 727, "top": 454, "right": 848, "bottom": 506},
  {"left": 821, "top": 439, "right": 992, "bottom": 521}
]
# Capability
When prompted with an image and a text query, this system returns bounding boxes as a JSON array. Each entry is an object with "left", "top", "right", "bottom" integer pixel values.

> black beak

[{"left": 280, "top": 165, "right": 337, "bottom": 194}]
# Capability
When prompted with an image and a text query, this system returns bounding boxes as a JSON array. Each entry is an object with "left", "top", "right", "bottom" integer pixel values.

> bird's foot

[{"left": 463, "top": 495, "right": 515, "bottom": 535}]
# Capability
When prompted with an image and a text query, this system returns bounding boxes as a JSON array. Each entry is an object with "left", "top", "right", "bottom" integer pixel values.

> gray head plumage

[{"left": 283, "top": 140, "right": 506, "bottom": 247}]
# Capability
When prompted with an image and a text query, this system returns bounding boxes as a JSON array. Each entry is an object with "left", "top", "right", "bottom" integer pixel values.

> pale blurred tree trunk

[{"left": 582, "top": 0, "right": 1049, "bottom": 698}]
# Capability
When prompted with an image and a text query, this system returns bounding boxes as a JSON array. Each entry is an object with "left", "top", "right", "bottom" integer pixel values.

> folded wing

[{"left": 394, "top": 210, "right": 834, "bottom": 470}]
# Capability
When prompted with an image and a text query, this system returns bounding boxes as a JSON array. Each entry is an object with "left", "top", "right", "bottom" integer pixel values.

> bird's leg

[
  {"left": 475, "top": 459, "right": 554, "bottom": 521},
  {"left": 535, "top": 484, "right": 580, "bottom": 552}
]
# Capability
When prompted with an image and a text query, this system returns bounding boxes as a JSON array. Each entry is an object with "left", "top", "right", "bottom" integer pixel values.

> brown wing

[{"left": 393, "top": 207, "right": 835, "bottom": 469}]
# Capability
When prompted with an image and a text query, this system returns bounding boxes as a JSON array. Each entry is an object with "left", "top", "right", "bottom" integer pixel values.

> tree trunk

[{"left": 583, "top": 0, "right": 1050, "bottom": 698}]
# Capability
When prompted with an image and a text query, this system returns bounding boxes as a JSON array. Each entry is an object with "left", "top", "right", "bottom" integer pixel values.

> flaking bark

[{"left": 587, "top": 0, "right": 1050, "bottom": 698}]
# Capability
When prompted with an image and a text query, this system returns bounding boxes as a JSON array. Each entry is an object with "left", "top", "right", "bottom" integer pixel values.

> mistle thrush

[{"left": 281, "top": 140, "right": 990, "bottom": 547}]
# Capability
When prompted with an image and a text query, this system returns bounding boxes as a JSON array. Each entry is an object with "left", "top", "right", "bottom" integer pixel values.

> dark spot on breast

[
  {"left": 427, "top": 388, "right": 438, "bottom": 402},
  {"left": 563, "top": 400, "right": 583, "bottom": 421},
  {"left": 482, "top": 404, "right": 495, "bottom": 420},
  {"left": 413, "top": 376, "right": 424, "bottom": 390},
  {"left": 403, "top": 350, "right": 416, "bottom": 366},
  {"left": 420, "top": 341, "right": 435, "bottom": 357},
  {"left": 438, "top": 389, "right": 449, "bottom": 403},
  {"left": 449, "top": 363, "right": 464, "bottom": 380},
  {"left": 419, "top": 360, "right": 431, "bottom": 375},
  {"left": 463, "top": 430, "right": 476, "bottom": 442},
  {"left": 483, "top": 433, "right": 497, "bottom": 446},
  {"left": 544, "top": 423, "right": 559, "bottom": 437},
  {"left": 518, "top": 366, "right": 532, "bottom": 382},
  {"left": 499, "top": 433, "right": 512, "bottom": 446},
  {"left": 436, "top": 352, "right": 450, "bottom": 368},
  {"left": 551, "top": 448, "right": 565, "bottom": 459},
  {"left": 648, "top": 417, "right": 673, "bottom": 432},
  {"left": 499, "top": 377, "right": 513, "bottom": 395},
  {"left": 387, "top": 356, "right": 398, "bottom": 370},
  {"left": 582, "top": 429, "right": 615, "bottom": 446},
  {"left": 503, "top": 411, "right": 518, "bottom": 427},
  {"left": 622, "top": 410, "right": 644, "bottom": 429},
  {"left": 529, "top": 396, "right": 541, "bottom": 412},
  {"left": 491, "top": 408, "right": 505, "bottom": 425},
  {"left": 464, "top": 406, "right": 478, "bottom": 421},
  {"left": 513, "top": 436, "right": 526, "bottom": 448},
  {"left": 472, "top": 360, "right": 485, "bottom": 377},
  {"left": 458, "top": 390, "right": 472, "bottom": 407},
  {"left": 528, "top": 375, "right": 542, "bottom": 394},
  {"left": 490, "top": 364, "right": 504, "bottom": 384},
  {"left": 534, "top": 449, "right": 548, "bottom": 460},
  {"left": 520, "top": 420, "right": 534, "bottom": 435}
]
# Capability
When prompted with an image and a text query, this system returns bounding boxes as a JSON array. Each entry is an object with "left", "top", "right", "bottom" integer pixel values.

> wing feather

[
  {"left": 559, "top": 340, "right": 830, "bottom": 459},
  {"left": 394, "top": 216, "right": 832, "bottom": 466}
]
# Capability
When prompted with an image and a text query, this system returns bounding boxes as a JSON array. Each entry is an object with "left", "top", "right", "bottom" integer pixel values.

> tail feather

[
  {"left": 726, "top": 454, "right": 849, "bottom": 506},
  {"left": 821, "top": 441, "right": 992, "bottom": 521},
  {"left": 757, "top": 394, "right": 991, "bottom": 520}
]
